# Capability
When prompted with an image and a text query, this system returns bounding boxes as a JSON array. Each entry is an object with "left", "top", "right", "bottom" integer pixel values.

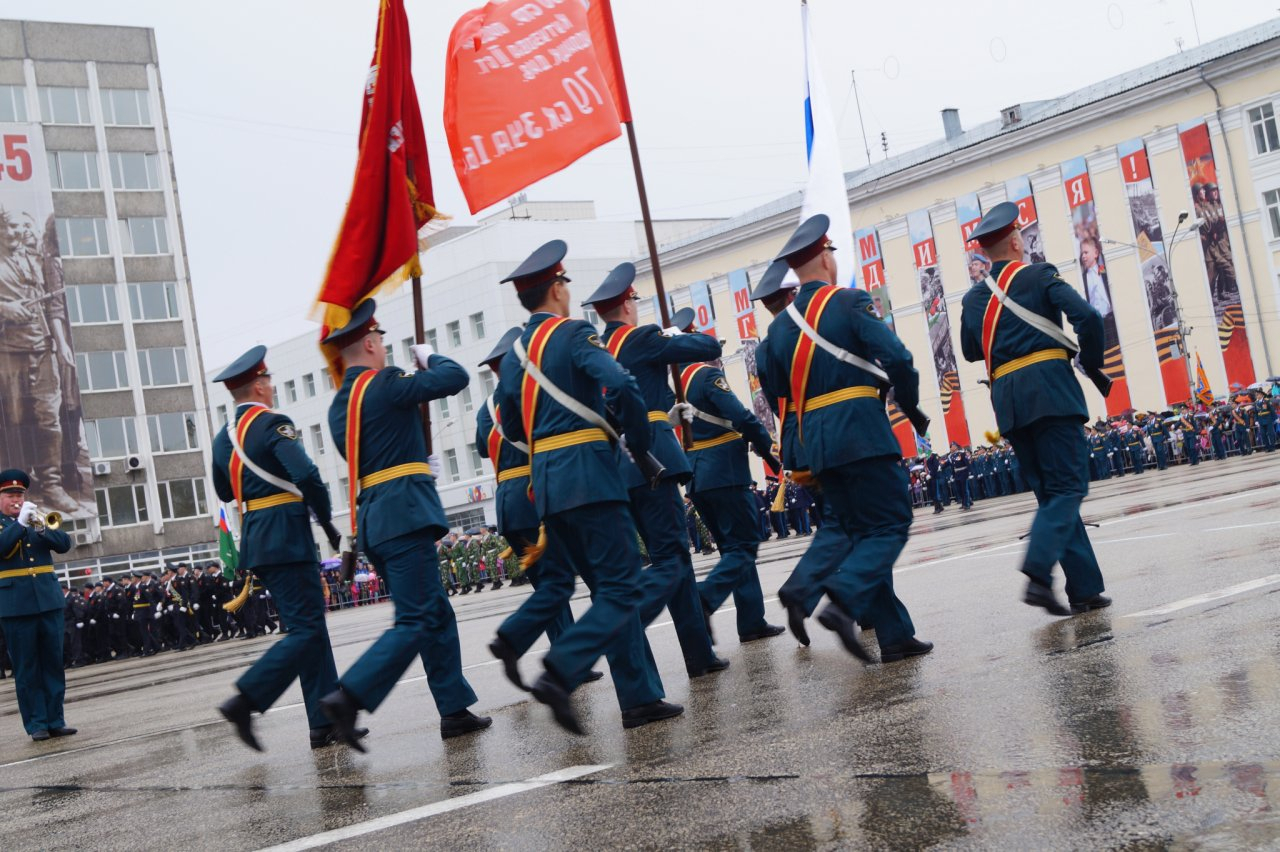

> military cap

[
  {"left": 581, "top": 262, "right": 637, "bottom": 313},
  {"left": 775, "top": 214, "right": 834, "bottom": 268},
  {"left": 213, "top": 345, "right": 269, "bottom": 390},
  {"left": 0, "top": 468, "right": 30, "bottom": 493},
  {"left": 968, "top": 201, "right": 1020, "bottom": 247},
  {"left": 969, "top": 250, "right": 991, "bottom": 265},
  {"left": 501, "top": 240, "right": 569, "bottom": 292},
  {"left": 142, "top": 571, "right": 154, "bottom": 578},
  {"left": 321, "top": 299, "right": 383, "bottom": 348},
  {"left": 479, "top": 326, "right": 524, "bottom": 367},
  {"left": 93, "top": 582, "right": 103, "bottom": 588},
  {"left": 750, "top": 259, "right": 793, "bottom": 303},
  {"left": 670, "top": 307, "right": 696, "bottom": 333}
]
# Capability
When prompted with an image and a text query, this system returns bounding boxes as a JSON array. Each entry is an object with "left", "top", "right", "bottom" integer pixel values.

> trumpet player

[{"left": 0, "top": 469, "right": 76, "bottom": 742}]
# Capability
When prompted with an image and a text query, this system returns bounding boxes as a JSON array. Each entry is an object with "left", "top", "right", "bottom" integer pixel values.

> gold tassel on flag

[
  {"left": 223, "top": 576, "right": 252, "bottom": 614},
  {"left": 770, "top": 481, "right": 787, "bottom": 513},
  {"left": 519, "top": 525, "right": 548, "bottom": 570},
  {"left": 984, "top": 429, "right": 1002, "bottom": 446}
]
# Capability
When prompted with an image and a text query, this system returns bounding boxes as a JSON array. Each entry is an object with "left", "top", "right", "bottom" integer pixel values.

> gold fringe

[
  {"left": 519, "top": 524, "right": 547, "bottom": 570},
  {"left": 223, "top": 578, "right": 252, "bottom": 614},
  {"left": 984, "top": 429, "right": 1002, "bottom": 446},
  {"left": 770, "top": 481, "right": 787, "bottom": 512},
  {"left": 498, "top": 546, "right": 514, "bottom": 561}
]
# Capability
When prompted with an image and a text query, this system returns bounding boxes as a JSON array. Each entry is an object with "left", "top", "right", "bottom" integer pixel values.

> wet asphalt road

[{"left": 4, "top": 454, "right": 1280, "bottom": 850}]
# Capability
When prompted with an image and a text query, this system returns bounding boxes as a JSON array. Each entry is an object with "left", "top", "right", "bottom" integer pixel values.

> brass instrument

[{"left": 31, "top": 509, "right": 62, "bottom": 531}]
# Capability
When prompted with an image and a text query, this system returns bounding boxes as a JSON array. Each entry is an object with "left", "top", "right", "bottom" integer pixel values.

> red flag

[
  {"left": 315, "top": 0, "right": 440, "bottom": 381},
  {"left": 444, "top": 0, "right": 628, "bottom": 213}
]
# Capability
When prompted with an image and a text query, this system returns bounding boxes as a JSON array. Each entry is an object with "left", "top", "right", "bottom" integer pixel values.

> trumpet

[{"left": 31, "top": 509, "right": 62, "bottom": 531}]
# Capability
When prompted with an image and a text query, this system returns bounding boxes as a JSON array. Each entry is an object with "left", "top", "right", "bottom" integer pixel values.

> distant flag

[
  {"left": 1195, "top": 352, "right": 1213, "bottom": 405},
  {"left": 797, "top": 0, "right": 854, "bottom": 285},
  {"left": 217, "top": 507, "right": 239, "bottom": 580},
  {"left": 915, "top": 431, "right": 932, "bottom": 457}
]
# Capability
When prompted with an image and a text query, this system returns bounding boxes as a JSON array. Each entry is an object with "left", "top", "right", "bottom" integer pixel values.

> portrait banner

[
  {"left": 687, "top": 279, "right": 716, "bottom": 336},
  {"left": 955, "top": 192, "right": 992, "bottom": 285},
  {"left": 1004, "top": 175, "right": 1047, "bottom": 264},
  {"left": 1062, "top": 156, "right": 1132, "bottom": 414},
  {"left": 729, "top": 268, "right": 757, "bottom": 342},
  {"left": 1117, "top": 138, "right": 1190, "bottom": 405},
  {"left": 1178, "top": 119, "right": 1256, "bottom": 388},
  {"left": 854, "top": 225, "right": 913, "bottom": 457},
  {"left": 728, "top": 268, "right": 775, "bottom": 439},
  {"left": 0, "top": 122, "right": 94, "bottom": 518},
  {"left": 907, "top": 210, "right": 970, "bottom": 448}
]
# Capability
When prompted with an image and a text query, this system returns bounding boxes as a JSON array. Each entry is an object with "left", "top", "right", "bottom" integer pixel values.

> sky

[{"left": 7, "top": 1, "right": 1275, "bottom": 367}]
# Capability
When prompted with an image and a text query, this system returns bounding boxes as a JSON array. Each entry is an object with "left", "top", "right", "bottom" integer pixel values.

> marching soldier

[
  {"left": 62, "top": 585, "right": 86, "bottom": 668},
  {"left": 1255, "top": 392, "right": 1276, "bottom": 452},
  {"left": 494, "top": 240, "right": 679, "bottom": 734},
  {"left": 1125, "top": 420, "right": 1146, "bottom": 474},
  {"left": 132, "top": 571, "right": 161, "bottom": 656},
  {"left": 0, "top": 469, "right": 77, "bottom": 740},
  {"left": 948, "top": 442, "right": 973, "bottom": 509},
  {"left": 211, "top": 345, "right": 353, "bottom": 752},
  {"left": 581, "top": 263, "right": 729, "bottom": 678},
  {"left": 319, "top": 300, "right": 490, "bottom": 749},
  {"left": 958, "top": 201, "right": 1110, "bottom": 616}
]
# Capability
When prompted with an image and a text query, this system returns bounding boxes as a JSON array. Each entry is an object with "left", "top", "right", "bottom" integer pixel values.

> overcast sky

[{"left": 9, "top": 1, "right": 1275, "bottom": 367}]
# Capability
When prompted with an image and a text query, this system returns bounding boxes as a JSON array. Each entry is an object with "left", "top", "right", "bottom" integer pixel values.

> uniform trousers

[
  {"left": 1006, "top": 417, "right": 1105, "bottom": 603},
  {"left": 497, "top": 526, "right": 573, "bottom": 646},
  {"left": 235, "top": 562, "right": 339, "bottom": 730},
  {"left": 1, "top": 610, "right": 66, "bottom": 734},
  {"left": 691, "top": 486, "right": 770, "bottom": 638},
  {"left": 340, "top": 530, "right": 477, "bottom": 717},
  {"left": 629, "top": 481, "right": 718, "bottom": 673}
]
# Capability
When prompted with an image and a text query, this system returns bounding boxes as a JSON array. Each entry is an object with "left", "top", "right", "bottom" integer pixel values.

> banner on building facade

[
  {"left": 0, "top": 122, "right": 93, "bottom": 517},
  {"left": 687, "top": 279, "right": 716, "bottom": 336},
  {"left": 853, "top": 225, "right": 914, "bottom": 457},
  {"left": 727, "top": 268, "right": 776, "bottom": 438},
  {"left": 907, "top": 210, "right": 970, "bottom": 447},
  {"left": 1061, "top": 156, "right": 1132, "bottom": 413},
  {"left": 955, "top": 192, "right": 992, "bottom": 287},
  {"left": 1004, "top": 175, "right": 1047, "bottom": 264},
  {"left": 1178, "top": 119, "right": 1256, "bottom": 388},
  {"left": 1117, "top": 137, "right": 1190, "bottom": 405}
]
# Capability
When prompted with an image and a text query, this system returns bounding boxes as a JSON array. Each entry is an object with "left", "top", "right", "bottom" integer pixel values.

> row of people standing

[{"left": 437, "top": 528, "right": 508, "bottom": 595}]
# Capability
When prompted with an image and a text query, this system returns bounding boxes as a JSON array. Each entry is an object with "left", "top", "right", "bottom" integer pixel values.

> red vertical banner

[
  {"left": 855, "top": 225, "right": 915, "bottom": 457},
  {"left": 907, "top": 210, "right": 970, "bottom": 448},
  {"left": 1178, "top": 120, "right": 1256, "bottom": 389},
  {"left": 729, "top": 268, "right": 777, "bottom": 438},
  {"left": 1117, "top": 138, "right": 1191, "bottom": 405},
  {"left": 1061, "top": 156, "right": 1132, "bottom": 414}
]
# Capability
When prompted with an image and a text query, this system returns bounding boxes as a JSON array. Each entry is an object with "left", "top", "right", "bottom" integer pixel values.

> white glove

[
  {"left": 660, "top": 326, "right": 680, "bottom": 338},
  {"left": 112, "top": 613, "right": 120, "bottom": 620},
  {"left": 667, "top": 402, "right": 694, "bottom": 427},
  {"left": 193, "top": 603, "right": 200, "bottom": 610},
  {"left": 75, "top": 622, "right": 83, "bottom": 629},
  {"left": 410, "top": 343, "right": 435, "bottom": 370},
  {"left": 89, "top": 619, "right": 96, "bottom": 625},
  {"left": 263, "top": 590, "right": 271, "bottom": 598},
  {"left": 617, "top": 435, "right": 636, "bottom": 464},
  {"left": 154, "top": 610, "right": 162, "bottom": 620},
  {"left": 17, "top": 501, "right": 36, "bottom": 527},
  {"left": 168, "top": 605, "right": 176, "bottom": 613}
]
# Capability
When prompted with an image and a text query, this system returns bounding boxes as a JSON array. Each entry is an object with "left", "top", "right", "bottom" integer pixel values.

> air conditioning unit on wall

[
  {"left": 73, "top": 532, "right": 92, "bottom": 546},
  {"left": 125, "top": 455, "right": 144, "bottom": 471},
  {"left": 92, "top": 461, "right": 112, "bottom": 476}
]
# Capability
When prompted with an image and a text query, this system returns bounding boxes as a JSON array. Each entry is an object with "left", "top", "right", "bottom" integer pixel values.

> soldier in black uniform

[
  {"left": 132, "top": 571, "right": 161, "bottom": 656},
  {"left": 62, "top": 586, "right": 86, "bottom": 668},
  {"left": 948, "top": 442, "right": 973, "bottom": 510}
]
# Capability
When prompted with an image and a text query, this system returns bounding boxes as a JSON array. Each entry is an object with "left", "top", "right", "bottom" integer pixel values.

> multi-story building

[
  {"left": 630, "top": 19, "right": 1280, "bottom": 455},
  {"left": 0, "top": 20, "right": 216, "bottom": 581},
  {"left": 205, "top": 201, "right": 715, "bottom": 557}
]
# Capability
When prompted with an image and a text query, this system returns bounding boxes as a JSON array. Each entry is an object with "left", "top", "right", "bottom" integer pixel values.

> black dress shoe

[
  {"left": 621, "top": 700, "right": 684, "bottom": 730},
  {"left": 1070, "top": 593, "right": 1112, "bottom": 614},
  {"left": 48, "top": 726, "right": 78, "bottom": 737},
  {"left": 582, "top": 669, "right": 605, "bottom": 683},
  {"left": 310, "top": 725, "right": 369, "bottom": 750},
  {"left": 815, "top": 602, "right": 871, "bottom": 663},
  {"left": 489, "top": 635, "right": 527, "bottom": 691},
  {"left": 739, "top": 624, "right": 786, "bottom": 642},
  {"left": 782, "top": 599, "right": 810, "bottom": 647},
  {"left": 1023, "top": 579, "right": 1072, "bottom": 616},
  {"left": 441, "top": 709, "right": 493, "bottom": 740},
  {"left": 688, "top": 657, "right": 730, "bottom": 678},
  {"left": 879, "top": 638, "right": 934, "bottom": 663},
  {"left": 530, "top": 670, "right": 584, "bottom": 735},
  {"left": 700, "top": 599, "right": 716, "bottom": 645},
  {"left": 218, "top": 694, "right": 263, "bottom": 752},
  {"left": 30, "top": 730, "right": 50, "bottom": 741},
  {"left": 319, "top": 687, "right": 367, "bottom": 753}
]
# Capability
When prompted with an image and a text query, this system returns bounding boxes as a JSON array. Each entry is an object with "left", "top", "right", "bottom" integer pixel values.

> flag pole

[
  {"left": 599, "top": 2, "right": 692, "bottom": 448},
  {"left": 411, "top": 272, "right": 433, "bottom": 456}
]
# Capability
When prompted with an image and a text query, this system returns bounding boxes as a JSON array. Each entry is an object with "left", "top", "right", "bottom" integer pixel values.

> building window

[
  {"left": 118, "top": 217, "right": 170, "bottom": 255},
  {"left": 1249, "top": 103, "right": 1280, "bottom": 156},
  {"left": 583, "top": 306, "right": 601, "bottom": 328},
  {"left": 0, "top": 85, "right": 27, "bottom": 122},
  {"left": 157, "top": 478, "right": 207, "bottom": 520},
  {"left": 99, "top": 88, "right": 152, "bottom": 127},
  {"left": 310, "top": 424, "right": 325, "bottom": 455},
  {"left": 384, "top": 344, "right": 395, "bottom": 367},
  {"left": 271, "top": 389, "right": 280, "bottom": 409},
  {"left": 468, "top": 443, "right": 484, "bottom": 477},
  {"left": 461, "top": 386, "right": 473, "bottom": 414},
  {"left": 444, "top": 448, "right": 460, "bottom": 482},
  {"left": 479, "top": 368, "right": 495, "bottom": 397},
  {"left": 136, "top": 347, "right": 189, "bottom": 387},
  {"left": 47, "top": 151, "right": 101, "bottom": 190},
  {"left": 76, "top": 350, "right": 129, "bottom": 391},
  {"left": 96, "top": 484, "right": 149, "bottom": 527},
  {"left": 108, "top": 151, "right": 161, "bottom": 190},
  {"left": 324, "top": 372, "right": 334, "bottom": 391},
  {"left": 447, "top": 320, "right": 461, "bottom": 348},
  {"left": 67, "top": 284, "right": 120, "bottom": 324},
  {"left": 215, "top": 405, "right": 228, "bottom": 428},
  {"left": 401, "top": 337, "right": 415, "bottom": 364},
  {"left": 85, "top": 416, "right": 139, "bottom": 460},
  {"left": 1265, "top": 188, "right": 1280, "bottom": 240},
  {"left": 128, "top": 281, "right": 180, "bottom": 321},
  {"left": 56, "top": 217, "right": 111, "bottom": 257},
  {"left": 337, "top": 476, "right": 349, "bottom": 508},
  {"left": 147, "top": 411, "right": 199, "bottom": 453},
  {"left": 302, "top": 373, "right": 316, "bottom": 398},
  {"left": 283, "top": 379, "right": 297, "bottom": 404},
  {"left": 425, "top": 328, "right": 439, "bottom": 350},
  {"left": 470, "top": 312, "right": 485, "bottom": 340},
  {"left": 38, "top": 86, "right": 91, "bottom": 124},
  {"left": 438, "top": 394, "right": 451, "bottom": 419}
]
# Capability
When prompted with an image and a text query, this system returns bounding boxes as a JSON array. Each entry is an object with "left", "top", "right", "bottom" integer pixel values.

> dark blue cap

[
  {"left": 775, "top": 214, "right": 833, "bottom": 268},
  {"left": 670, "top": 307, "right": 696, "bottom": 332},
  {"left": 968, "top": 201, "right": 1020, "bottom": 245},
  {"left": 0, "top": 468, "right": 29, "bottom": 492},
  {"left": 321, "top": 299, "right": 382, "bottom": 348},
  {"left": 581, "top": 262, "right": 636, "bottom": 309},
  {"left": 213, "top": 345, "right": 269, "bottom": 389},
  {"left": 501, "top": 240, "right": 569, "bottom": 291},
  {"left": 750, "top": 259, "right": 793, "bottom": 302},
  {"left": 479, "top": 326, "right": 524, "bottom": 367}
]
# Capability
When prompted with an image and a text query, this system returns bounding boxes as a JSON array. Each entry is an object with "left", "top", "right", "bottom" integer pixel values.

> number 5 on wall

[{"left": 2, "top": 134, "right": 31, "bottom": 181}]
